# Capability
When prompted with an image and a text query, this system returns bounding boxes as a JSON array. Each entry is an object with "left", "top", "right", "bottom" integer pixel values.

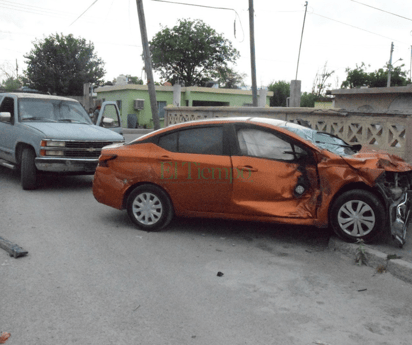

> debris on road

[
  {"left": 0, "top": 236, "right": 28, "bottom": 258},
  {"left": 0, "top": 332, "right": 11, "bottom": 344}
]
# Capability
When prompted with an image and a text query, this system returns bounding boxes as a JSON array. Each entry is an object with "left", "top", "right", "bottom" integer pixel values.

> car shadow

[
  {"left": 0, "top": 166, "right": 93, "bottom": 191},
  {"left": 166, "top": 217, "right": 332, "bottom": 250},
  {"left": 36, "top": 174, "right": 94, "bottom": 191},
  {"left": 0, "top": 166, "right": 20, "bottom": 187},
  {"left": 98, "top": 210, "right": 332, "bottom": 252}
]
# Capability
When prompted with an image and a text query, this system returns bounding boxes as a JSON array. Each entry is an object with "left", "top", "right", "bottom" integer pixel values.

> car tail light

[{"left": 98, "top": 154, "right": 118, "bottom": 167}]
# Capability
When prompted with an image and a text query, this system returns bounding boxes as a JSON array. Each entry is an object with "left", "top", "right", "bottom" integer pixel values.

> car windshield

[
  {"left": 19, "top": 98, "right": 92, "bottom": 124},
  {"left": 279, "top": 123, "right": 360, "bottom": 156}
]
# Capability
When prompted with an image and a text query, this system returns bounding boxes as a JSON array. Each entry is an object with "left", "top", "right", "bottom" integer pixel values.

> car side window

[
  {"left": 0, "top": 97, "right": 14, "bottom": 124},
  {"left": 237, "top": 128, "right": 297, "bottom": 161},
  {"left": 158, "top": 132, "right": 178, "bottom": 152},
  {"left": 158, "top": 126, "right": 224, "bottom": 155},
  {"left": 178, "top": 127, "right": 223, "bottom": 155}
]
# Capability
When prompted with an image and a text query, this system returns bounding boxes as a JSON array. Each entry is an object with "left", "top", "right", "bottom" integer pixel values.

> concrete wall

[{"left": 332, "top": 85, "right": 412, "bottom": 112}]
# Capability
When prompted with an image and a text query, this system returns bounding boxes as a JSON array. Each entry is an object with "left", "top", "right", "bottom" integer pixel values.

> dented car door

[{"left": 229, "top": 125, "right": 320, "bottom": 219}]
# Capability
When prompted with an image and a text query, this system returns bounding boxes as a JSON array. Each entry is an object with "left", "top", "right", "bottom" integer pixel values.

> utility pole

[
  {"left": 136, "top": 0, "right": 160, "bottom": 130},
  {"left": 387, "top": 42, "right": 394, "bottom": 87},
  {"left": 295, "top": 1, "right": 308, "bottom": 80},
  {"left": 249, "top": 0, "right": 258, "bottom": 107}
]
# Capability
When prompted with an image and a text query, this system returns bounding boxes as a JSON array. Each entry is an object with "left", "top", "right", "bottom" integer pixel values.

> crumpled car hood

[{"left": 324, "top": 148, "right": 412, "bottom": 172}]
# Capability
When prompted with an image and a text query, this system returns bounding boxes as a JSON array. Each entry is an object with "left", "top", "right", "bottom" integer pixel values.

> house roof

[
  {"left": 331, "top": 84, "right": 412, "bottom": 95},
  {"left": 95, "top": 84, "right": 273, "bottom": 96}
]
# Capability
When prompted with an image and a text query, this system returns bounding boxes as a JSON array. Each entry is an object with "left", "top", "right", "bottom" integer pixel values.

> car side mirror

[
  {"left": 102, "top": 117, "right": 116, "bottom": 127},
  {"left": 0, "top": 112, "right": 11, "bottom": 123}
]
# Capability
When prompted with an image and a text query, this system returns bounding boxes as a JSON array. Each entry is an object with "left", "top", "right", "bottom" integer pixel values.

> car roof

[
  {"left": 166, "top": 117, "right": 289, "bottom": 128},
  {"left": 131, "top": 117, "right": 297, "bottom": 143},
  {"left": 2, "top": 92, "right": 77, "bottom": 102}
]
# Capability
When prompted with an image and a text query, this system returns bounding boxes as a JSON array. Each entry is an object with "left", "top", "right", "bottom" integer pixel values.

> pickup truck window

[
  {"left": 0, "top": 97, "right": 15, "bottom": 116},
  {"left": 19, "top": 98, "right": 92, "bottom": 124}
]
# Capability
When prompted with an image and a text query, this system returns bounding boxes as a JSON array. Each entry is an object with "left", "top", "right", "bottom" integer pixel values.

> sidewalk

[
  {"left": 123, "top": 128, "right": 154, "bottom": 135},
  {"left": 329, "top": 226, "right": 412, "bottom": 284}
]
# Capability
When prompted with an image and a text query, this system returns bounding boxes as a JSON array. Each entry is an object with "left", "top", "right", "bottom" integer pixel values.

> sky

[{"left": 1, "top": 0, "right": 412, "bottom": 93}]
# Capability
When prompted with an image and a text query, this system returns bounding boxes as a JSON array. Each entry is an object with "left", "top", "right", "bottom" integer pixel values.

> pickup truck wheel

[
  {"left": 330, "top": 190, "right": 385, "bottom": 243},
  {"left": 21, "top": 148, "right": 37, "bottom": 190},
  {"left": 126, "top": 185, "right": 174, "bottom": 231}
]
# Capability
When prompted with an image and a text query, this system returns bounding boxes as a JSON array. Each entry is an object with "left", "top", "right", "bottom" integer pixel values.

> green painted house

[{"left": 96, "top": 84, "right": 273, "bottom": 128}]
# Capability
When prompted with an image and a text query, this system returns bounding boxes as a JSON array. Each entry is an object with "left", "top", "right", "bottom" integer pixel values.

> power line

[
  {"left": 311, "top": 12, "right": 409, "bottom": 45},
  {"left": 0, "top": 0, "right": 70, "bottom": 16},
  {"left": 0, "top": 1, "right": 72, "bottom": 18},
  {"left": 350, "top": 0, "right": 412, "bottom": 22},
  {"left": 151, "top": 0, "right": 236, "bottom": 12},
  {"left": 70, "top": 0, "right": 99, "bottom": 26},
  {"left": 150, "top": 0, "right": 244, "bottom": 41}
]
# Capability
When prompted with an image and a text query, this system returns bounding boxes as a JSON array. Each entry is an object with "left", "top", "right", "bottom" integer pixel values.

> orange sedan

[{"left": 93, "top": 117, "right": 412, "bottom": 246}]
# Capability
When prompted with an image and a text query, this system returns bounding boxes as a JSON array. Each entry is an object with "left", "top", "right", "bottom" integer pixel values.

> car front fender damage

[{"left": 375, "top": 171, "right": 412, "bottom": 247}]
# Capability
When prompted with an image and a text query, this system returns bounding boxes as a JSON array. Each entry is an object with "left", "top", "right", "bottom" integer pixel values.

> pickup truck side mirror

[{"left": 0, "top": 112, "right": 11, "bottom": 123}]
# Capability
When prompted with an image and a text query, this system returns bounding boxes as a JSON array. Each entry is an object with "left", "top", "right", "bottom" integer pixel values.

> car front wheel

[
  {"left": 21, "top": 147, "right": 37, "bottom": 190},
  {"left": 330, "top": 189, "right": 385, "bottom": 243},
  {"left": 126, "top": 185, "right": 174, "bottom": 231}
]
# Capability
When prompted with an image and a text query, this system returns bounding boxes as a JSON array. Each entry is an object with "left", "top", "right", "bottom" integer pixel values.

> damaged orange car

[{"left": 93, "top": 117, "right": 412, "bottom": 246}]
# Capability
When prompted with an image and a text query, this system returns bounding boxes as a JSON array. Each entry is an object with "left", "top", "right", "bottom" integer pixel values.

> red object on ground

[{"left": 0, "top": 332, "right": 11, "bottom": 344}]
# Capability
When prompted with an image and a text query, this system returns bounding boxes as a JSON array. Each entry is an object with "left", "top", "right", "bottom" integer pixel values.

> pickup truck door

[
  {"left": 95, "top": 101, "right": 123, "bottom": 135},
  {"left": 0, "top": 96, "right": 18, "bottom": 161}
]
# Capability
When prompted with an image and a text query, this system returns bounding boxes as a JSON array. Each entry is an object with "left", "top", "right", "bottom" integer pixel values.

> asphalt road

[{"left": 1, "top": 162, "right": 412, "bottom": 345}]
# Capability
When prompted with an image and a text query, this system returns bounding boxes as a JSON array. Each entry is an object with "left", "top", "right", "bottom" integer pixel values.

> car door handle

[
  {"left": 237, "top": 165, "right": 258, "bottom": 172},
  {"left": 159, "top": 155, "right": 172, "bottom": 161}
]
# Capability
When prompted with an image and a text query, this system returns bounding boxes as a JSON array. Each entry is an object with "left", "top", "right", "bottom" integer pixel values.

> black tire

[
  {"left": 126, "top": 185, "right": 174, "bottom": 231},
  {"left": 330, "top": 189, "right": 385, "bottom": 243},
  {"left": 21, "top": 148, "right": 37, "bottom": 190}
]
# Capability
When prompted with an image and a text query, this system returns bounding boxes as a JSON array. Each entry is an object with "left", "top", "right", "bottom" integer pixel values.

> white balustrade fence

[{"left": 165, "top": 106, "right": 412, "bottom": 163}]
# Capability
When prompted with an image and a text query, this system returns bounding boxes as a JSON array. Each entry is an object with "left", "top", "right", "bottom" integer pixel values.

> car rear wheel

[
  {"left": 21, "top": 147, "right": 37, "bottom": 190},
  {"left": 330, "top": 189, "right": 385, "bottom": 243},
  {"left": 126, "top": 185, "right": 174, "bottom": 231}
]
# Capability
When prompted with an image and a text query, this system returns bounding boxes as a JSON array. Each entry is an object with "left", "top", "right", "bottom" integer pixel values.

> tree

[
  {"left": 312, "top": 62, "right": 335, "bottom": 97},
  {"left": 268, "top": 81, "right": 290, "bottom": 107},
  {"left": 1, "top": 77, "right": 21, "bottom": 91},
  {"left": 24, "top": 33, "right": 105, "bottom": 96},
  {"left": 215, "top": 67, "right": 245, "bottom": 89},
  {"left": 300, "top": 92, "right": 318, "bottom": 107},
  {"left": 341, "top": 62, "right": 411, "bottom": 88},
  {"left": 126, "top": 75, "right": 144, "bottom": 85},
  {"left": 149, "top": 19, "right": 240, "bottom": 86},
  {"left": 0, "top": 62, "right": 22, "bottom": 91}
]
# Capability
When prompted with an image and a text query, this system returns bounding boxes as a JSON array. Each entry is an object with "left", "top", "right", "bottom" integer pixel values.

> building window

[{"left": 157, "top": 101, "right": 167, "bottom": 119}]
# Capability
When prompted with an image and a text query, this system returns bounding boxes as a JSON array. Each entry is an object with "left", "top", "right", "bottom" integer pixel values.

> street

[{"left": 1, "top": 150, "right": 412, "bottom": 344}]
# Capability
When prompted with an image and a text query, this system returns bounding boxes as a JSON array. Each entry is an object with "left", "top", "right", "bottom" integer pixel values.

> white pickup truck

[{"left": 0, "top": 92, "right": 124, "bottom": 190}]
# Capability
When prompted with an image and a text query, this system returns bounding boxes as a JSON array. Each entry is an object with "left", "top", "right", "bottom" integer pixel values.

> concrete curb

[{"left": 328, "top": 237, "right": 412, "bottom": 284}]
